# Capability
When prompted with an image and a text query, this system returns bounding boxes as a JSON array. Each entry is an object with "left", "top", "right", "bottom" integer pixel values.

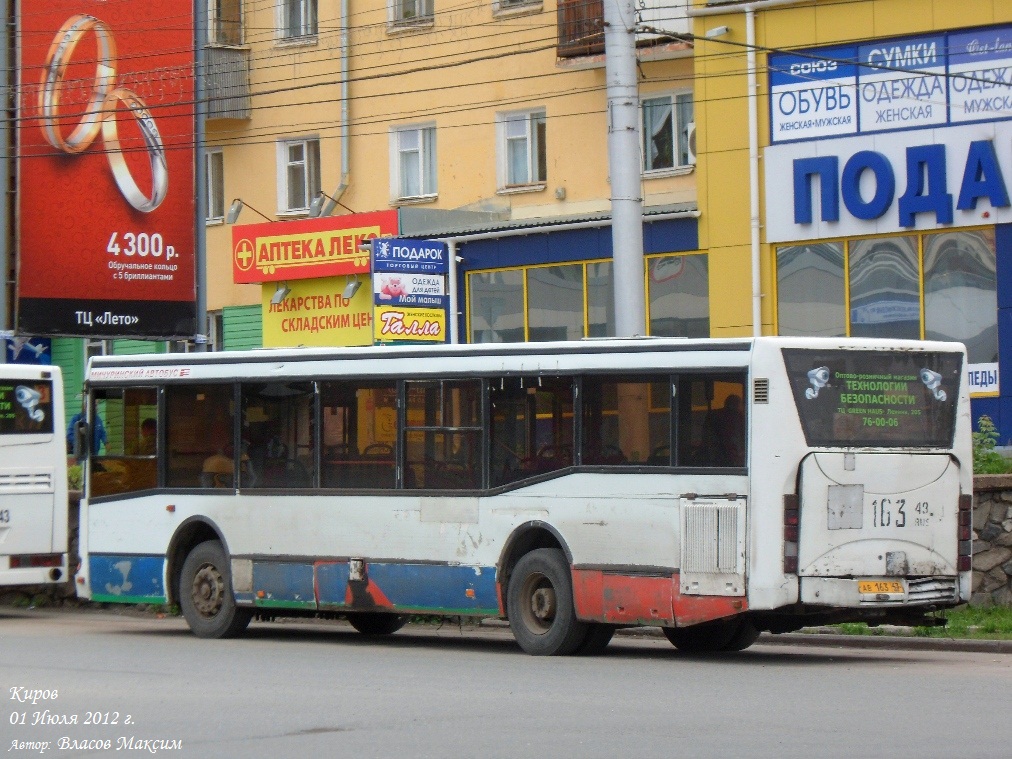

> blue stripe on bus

[
  {"left": 89, "top": 555, "right": 165, "bottom": 603},
  {"left": 252, "top": 561, "right": 317, "bottom": 609},
  {"left": 250, "top": 560, "right": 500, "bottom": 614}
]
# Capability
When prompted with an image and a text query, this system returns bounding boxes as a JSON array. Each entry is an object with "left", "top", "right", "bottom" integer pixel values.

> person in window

[
  {"left": 706, "top": 394, "right": 745, "bottom": 467},
  {"left": 138, "top": 418, "right": 157, "bottom": 455},
  {"left": 67, "top": 406, "right": 107, "bottom": 457}
]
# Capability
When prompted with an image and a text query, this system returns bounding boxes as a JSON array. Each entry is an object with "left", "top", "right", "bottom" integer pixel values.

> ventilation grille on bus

[
  {"left": 682, "top": 503, "right": 743, "bottom": 575},
  {"left": 906, "top": 577, "right": 959, "bottom": 604},
  {"left": 753, "top": 378, "right": 770, "bottom": 404},
  {"left": 0, "top": 470, "right": 54, "bottom": 494}
]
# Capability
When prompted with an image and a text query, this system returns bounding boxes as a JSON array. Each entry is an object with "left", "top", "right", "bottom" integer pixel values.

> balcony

[
  {"left": 557, "top": 0, "right": 692, "bottom": 61},
  {"left": 204, "top": 46, "right": 251, "bottom": 120}
]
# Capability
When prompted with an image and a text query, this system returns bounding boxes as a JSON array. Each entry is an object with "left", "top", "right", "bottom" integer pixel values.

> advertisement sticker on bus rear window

[
  {"left": 782, "top": 349, "right": 961, "bottom": 448},
  {"left": 0, "top": 381, "right": 54, "bottom": 434}
]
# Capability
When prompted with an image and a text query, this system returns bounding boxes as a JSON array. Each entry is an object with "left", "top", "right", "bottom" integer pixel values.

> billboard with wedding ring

[{"left": 16, "top": 1, "right": 196, "bottom": 338}]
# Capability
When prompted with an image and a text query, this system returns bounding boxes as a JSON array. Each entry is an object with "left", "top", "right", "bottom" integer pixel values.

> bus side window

[
  {"left": 489, "top": 376, "right": 574, "bottom": 487},
  {"left": 404, "top": 380, "right": 482, "bottom": 490},
  {"left": 90, "top": 386, "right": 159, "bottom": 496},
  {"left": 166, "top": 384, "right": 235, "bottom": 488},
  {"left": 677, "top": 374, "right": 747, "bottom": 468},
  {"left": 319, "top": 381, "right": 397, "bottom": 489}
]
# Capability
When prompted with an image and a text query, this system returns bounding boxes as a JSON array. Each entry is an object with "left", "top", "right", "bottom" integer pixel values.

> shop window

[
  {"left": 581, "top": 375, "right": 670, "bottom": 466},
  {"left": 587, "top": 261, "right": 614, "bottom": 337},
  {"left": 490, "top": 376, "right": 574, "bottom": 486},
  {"left": 642, "top": 93, "right": 694, "bottom": 173},
  {"left": 404, "top": 380, "right": 482, "bottom": 489},
  {"left": 849, "top": 236, "right": 919, "bottom": 339},
  {"left": 776, "top": 242, "right": 846, "bottom": 337},
  {"left": 676, "top": 374, "right": 747, "bottom": 469},
  {"left": 648, "top": 254, "right": 709, "bottom": 337},
  {"left": 241, "top": 382, "right": 315, "bottom": 489},
  {"left": 319, "top": 381, "right": 397, "bottom": 489},
  {"left": 497, "top": 109, "right": 547, "bottom": 189},
  {"left": 391, "top": 125, "right": 437, "bottom": 200},
  {"left": 924, "top": 230, "right": 998, "bottom": 365},
  {"left": 90, "top": 387, "right": 159, "bottom": 496},
  {"left": 469, "top": 270, "right": 525, "bottom": 343},
  {"left": 528, "top": 264, "right": 584, "bottom": 341},
  {"left": 165, "top": 385, "right": 236, "bottom": 488}
]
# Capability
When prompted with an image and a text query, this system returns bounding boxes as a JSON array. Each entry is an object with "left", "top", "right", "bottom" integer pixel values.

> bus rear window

[
  {"left": 0, "top": 381, "right": 54, "bottom": 434},
  {"left": 782, "top": 348, "right": 962, "bottom": 448}
]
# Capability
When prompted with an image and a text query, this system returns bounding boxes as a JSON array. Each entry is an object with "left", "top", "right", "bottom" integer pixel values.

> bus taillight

[
  {"left": 957, "top": 494, "right": 973, "bottom": 572},
  {"left": 784, "top": 494, "right": 799, "bottom": 574}
]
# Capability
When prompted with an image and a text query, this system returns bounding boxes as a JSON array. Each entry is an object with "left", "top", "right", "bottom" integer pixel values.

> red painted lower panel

[{"left": 571, "top": 569, "right": 747, "bottom": 626}]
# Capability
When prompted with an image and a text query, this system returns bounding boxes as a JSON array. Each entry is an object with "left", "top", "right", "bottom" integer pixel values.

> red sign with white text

[
  {"left": 17, "top": 1, "right": 196, "bottom": 338},
  {"left": 232, "top": 211, "right": 399, "bottom": 284}
]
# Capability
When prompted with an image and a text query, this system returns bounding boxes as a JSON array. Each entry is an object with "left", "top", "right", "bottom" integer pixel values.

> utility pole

[{"left": 604, "top": 0, "right": 646, "bottom": 337}]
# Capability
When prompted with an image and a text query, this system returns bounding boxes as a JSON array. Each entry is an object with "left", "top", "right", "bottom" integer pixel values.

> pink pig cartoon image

[{"left": 379, "top": 275, "right": 407, "bottom": 300}]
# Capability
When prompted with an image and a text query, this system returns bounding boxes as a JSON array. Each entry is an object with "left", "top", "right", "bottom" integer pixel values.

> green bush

[
  {"left": 972, "top": 415, "right": 1012, "bottom": 474},
  {"left": 67, "top": 464, "right": 83, "bottom": 491}
]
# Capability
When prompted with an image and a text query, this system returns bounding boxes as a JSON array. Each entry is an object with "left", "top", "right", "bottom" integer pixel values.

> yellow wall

[
  {"left": 206, "top": 2, "right": 699, "bottom": 316},
  {"left": 693, "top": 0, "right": 1011, "bottom": 337}
]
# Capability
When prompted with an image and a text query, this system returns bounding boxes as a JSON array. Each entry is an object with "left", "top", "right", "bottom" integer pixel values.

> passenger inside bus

[{"left": 704, "top": 394, "right": 745, "bottom": 467}]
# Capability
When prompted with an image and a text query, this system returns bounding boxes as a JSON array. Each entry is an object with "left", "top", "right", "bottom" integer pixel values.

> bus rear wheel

[
  {"left": 347, "top": 613, "right": 408, "bottom": 636},
  {"left": 507, "top": 548, "right": 588, "bottom": 656},
  {"left": 662, "top": 617, "right": 759, "bottom": 653},
  {"left": 179, "top": 541, "right": 252, "bottom": 639}
]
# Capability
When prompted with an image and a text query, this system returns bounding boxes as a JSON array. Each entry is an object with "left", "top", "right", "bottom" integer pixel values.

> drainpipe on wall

[
  {"left": 194, "top": 0, "right": 208, "bottom": 351},
  {"left": 0, "top": 0, "right": 12, "bottom": 359},
  {"left": 320, "top": 0, "right": 351, "bottom": 216},
  {"left": 687, "top": 0, "right": 806, "bottom": 338}
]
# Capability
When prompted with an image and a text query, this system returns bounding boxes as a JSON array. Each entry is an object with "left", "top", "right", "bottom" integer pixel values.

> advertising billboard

[
  {"left": 233, "top": 211, "right": 398, "bottom": 284},
  {"left": 372, "top": 239, "right": 449, "bottom": 344},
  {"left": 262, "top": 276, "right": 373, "bottom": 348},
  {"left": 17, "top": 1, "right": 197, "bottom": 338}
]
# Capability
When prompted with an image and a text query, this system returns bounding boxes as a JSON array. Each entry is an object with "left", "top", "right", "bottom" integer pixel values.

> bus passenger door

[{"left": 678, "top": 496, "right": 747, "bottom": 597}]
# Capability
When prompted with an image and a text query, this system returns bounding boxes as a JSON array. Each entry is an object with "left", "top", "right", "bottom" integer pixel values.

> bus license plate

[{"left": 858, "top": 580, "right": 904, "bottom": 595}]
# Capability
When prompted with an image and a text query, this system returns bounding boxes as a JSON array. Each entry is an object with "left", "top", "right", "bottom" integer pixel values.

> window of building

[
  {"left": 206, "top": 149, "right": 224, "bottom": 223},
  {"left": 775, "top": 243, "right": 845, "bottom": 337},
  {"left": 391, "top": 0, "right": 433, "bottom": 26},
  {"left": 242, "top": 382, "right": 315, "bottom": 489},
  {"left": 494, "top": 0, "right": 541, "bottom": 15},
  {"left": 279, "top": 0, "right": 317, "bottom": 39},
  {"left": 277, "top": 138, "right": 321, "bottom": 213},
  {"left": 210, "top": 0, "right": 242, "bottom": 45},
  {"left": 468, "top": 254, "right": 707, "bottom": 343},
  {"left": 642, "top": 93, "right": 694, "bottom": 173},
  {"left": 404, "top": 380, "right": 482, "bottom": 489},
  {"left": 391, "top": 125, "right": 437, "bottom": 201},
  {"left": 469, "top": 270, "right": 525, "bottom": 343},
  {"left": 647, "top": 254, "right": 709, "bottom": 337},
  {"left": 497, "top": 110, "right": 546, "bottom": 189},
  {"left": 320, "top": 381, "right": 397, "bottom": 489},
  {"left": 775, "top": 230, "right": 997, "bottom": 366}
]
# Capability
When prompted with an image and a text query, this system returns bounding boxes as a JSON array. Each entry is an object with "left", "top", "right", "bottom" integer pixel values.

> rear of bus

[
  {"left": 0, "top": 366, "right": 68, "bottom": 586},
  {"left": 748, "top": 338, "right": 972, "bottom": 631}
]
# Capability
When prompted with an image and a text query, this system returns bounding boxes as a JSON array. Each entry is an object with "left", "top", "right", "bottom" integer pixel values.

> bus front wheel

[
  {"left": 507, "top": 548, "right": 588, "bottom": 656},
  {"left": 179, "top": 541, "right": 252, "bottom": 639}
]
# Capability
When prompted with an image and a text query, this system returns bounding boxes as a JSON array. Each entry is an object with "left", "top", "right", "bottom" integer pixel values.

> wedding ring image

[
  {"left": 101, "top": 88, "right": 168, "bottom": 213},
  {"left": 39, "top": 14, "right": 117, "bottom": 154}
]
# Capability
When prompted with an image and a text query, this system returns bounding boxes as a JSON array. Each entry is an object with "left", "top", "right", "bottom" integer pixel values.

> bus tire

[
  {"left": 576, "top": 623, "right": 616, "bottom": 655},
  {"left": 507, "top": 548, "right": 588, "bottom": 656},
  {"left": 179, "top": 541, "right": 252, "bottom": 639},
  {"left": 662, "top": 617, "right": 753, "bottom": 653},
  {"left": 347, "top": 613, "right": 409, "bottom": 636}
]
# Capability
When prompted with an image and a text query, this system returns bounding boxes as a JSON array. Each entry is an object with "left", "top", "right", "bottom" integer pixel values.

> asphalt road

[{"left": 2, "top": 608, "right": 1010, "bottom": 759}]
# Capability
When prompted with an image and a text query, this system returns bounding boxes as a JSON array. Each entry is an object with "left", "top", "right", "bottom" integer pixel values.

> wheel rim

[
  {"left": 519, "top": 571, "right": 557, "bottom": 634},
  {"left": 191, "top": 562, "right": 225, "bottom": 619}
]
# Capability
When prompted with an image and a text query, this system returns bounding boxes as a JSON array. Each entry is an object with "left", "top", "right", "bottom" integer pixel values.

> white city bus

[
  {"left": 0, "top": 365, "right": 69, "bottom": 586},
  {"left": 75, "top": 337, "right": 972, "bottom": 655}
]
